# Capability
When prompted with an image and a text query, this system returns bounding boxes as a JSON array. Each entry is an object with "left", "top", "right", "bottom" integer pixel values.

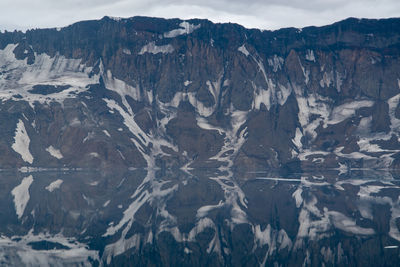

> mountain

[
  {"left": 1, "top": 16, "right": 400, "bottom": 266},
  {"left": 1, "top": 16, "right": 400, "bottom": 173}
]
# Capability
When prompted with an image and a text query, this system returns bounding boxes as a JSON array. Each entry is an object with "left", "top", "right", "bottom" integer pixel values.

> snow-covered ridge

[
  {"left": 163, "top": 21, "right": 200, "bottom": 38},
  {"left": 106, "top": 16, "right": 124, "bottom": 22}
]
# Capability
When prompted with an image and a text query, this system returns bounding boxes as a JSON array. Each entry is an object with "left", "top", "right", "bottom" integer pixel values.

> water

[{"left": 0, "top": 168, "right": 399, "bottom": 266}]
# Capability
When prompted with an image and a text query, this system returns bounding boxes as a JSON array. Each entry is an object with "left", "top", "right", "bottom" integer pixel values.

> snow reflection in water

[{"left": 0, "top": 169, "right": 399, "bottom": 266}]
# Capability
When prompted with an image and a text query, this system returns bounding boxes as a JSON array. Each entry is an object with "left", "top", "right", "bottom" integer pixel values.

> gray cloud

[{"left": 0, "top": 0, "right": 399, "bottom": 32}]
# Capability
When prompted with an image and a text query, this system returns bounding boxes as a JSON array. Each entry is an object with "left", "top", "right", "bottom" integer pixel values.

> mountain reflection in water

[{"left": 0, "top": 168, "right": 399, "bottom": 266}]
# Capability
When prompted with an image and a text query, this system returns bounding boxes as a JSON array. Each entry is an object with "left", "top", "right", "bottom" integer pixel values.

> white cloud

[{"left": 0, "top": 0, "right": 399, "bottom": 31}]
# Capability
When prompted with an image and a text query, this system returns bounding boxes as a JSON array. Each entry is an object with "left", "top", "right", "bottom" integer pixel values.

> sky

[{"left": 0, "top": 0, "right": 399, "bottom": 32}]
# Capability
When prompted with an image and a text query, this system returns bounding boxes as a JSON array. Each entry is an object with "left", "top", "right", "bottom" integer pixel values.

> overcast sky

[{"left": 0, "top": 0, "right": 399, "bottom": 32}]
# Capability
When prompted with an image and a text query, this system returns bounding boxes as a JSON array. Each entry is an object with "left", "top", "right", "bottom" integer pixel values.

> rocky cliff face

[
  {"left": 1, "top": 16, "right": 400, "bottom": 266},
  {"left": 1, "top": 16, "right": 400, "bottom": 172}
]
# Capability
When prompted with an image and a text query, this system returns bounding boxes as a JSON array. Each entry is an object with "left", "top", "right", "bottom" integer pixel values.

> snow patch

[
  {"left": 329, "top": 100, "right": 374, "bottom": 125},
  {"left": 122, "top": 48, "right": 131, "bottom": 55},
  {"left": 298, "top": 60, "right": 309, "bottom": 84},
  {"left": 357, "top": 139, "right": 387, "bottom": 153},
  {"left": 254, "top": 224, "right": 292, "bottom": 264},
  {"left": 328, "top": 210, "right": 375, "bottom": 235},
  {"left": 296, "top": 94, "right": 330, "bottom": 140},
  {"left": 167, "top": 91, "right": 214, "bottom": 117},
  {"left": 163, "top": 22, "right": 200, "bottom": 38},
  {"left": 89, "top": 152, "right": 100, "bottom": 158},
  {"left": 101, "top": 66, "right": 144, "bottom": 107},
  {"left": 103, "top": 130, "right": 111, "bottom": 137},
  {"left": 103, "top": 200, "right": 110, "bottom": 207},
  {"left": 139, "top": 42, "right": 174, "bottom": 55},
  {"left": 196, "top": 201, "right": 224, "bottom": 218},
  {"left": 104, "top": 99, "right": 150, "bottom": 146},
  {"left": 249, "top": 52, "right": 291, "bottom": 109},
  {"left": 292, "top": 187, "right": 303, "bottom": 208},
  {"left": 292, "top": 128, "right": 303, "bottom": 150},
  {"left": 0, "top": 44, "right": 98, "bottom": 106},
  {"left": 196, "top": 108, "right": 249, "bottom": 226},
  {"left": 268, "top": 55, "right": 284, "bottom": 72},
  {"left": 252, "top": 84, "right": 271, "bottom": 110},
  {"left": 251, "top": 81, "right": 290, "bottom": 110},
  {"left": 305, "top": 50, "right": 315, "bottom": 62},
  {"left": 0, "top": 232, "right": 99, "bottom": 265},
  {"left": 188, "top": 218, "right": 216, "bottom": 241},
  {"left": 117, "top": 149, "right": 126, "bottom": 160},
  {"left": 45, "top": 179, "right": 63, "bottom": 192},
  {"left": 277, "top": 84, "right": 291, "bottom": 105},
  {"left": 11, "top": 175, "right": 33, "bottom": 219},
  {"left": 206, "top": 76, "right": 222, "bottom": 108},
  {"left": 12, "top": 120, "right": 33, "bottom": 164},
  {"left": 107, "top": 16, "right": 123, "bottom": 21},
  {"left": 337, "top": 162, "right": 348, "bottom": 176},
  {"left": 320, "top": 71, "right": 334, "bottom": 88},
  {"left": 46, "top": 146, "right": 63, "bottom": 159},
  {"left": 336, "top": 71, "right": 344, "bottom": 92},
  {"left": 196, "top": 117, "right": 223, "bottom": 135},
  {"left": 238, "top": 45, "right": 249, "bottom": 56}
]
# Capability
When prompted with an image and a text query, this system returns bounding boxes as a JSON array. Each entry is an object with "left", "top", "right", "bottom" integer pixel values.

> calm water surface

[{"left": 0, "top": 168, "right": 399, "bottom": 266}]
